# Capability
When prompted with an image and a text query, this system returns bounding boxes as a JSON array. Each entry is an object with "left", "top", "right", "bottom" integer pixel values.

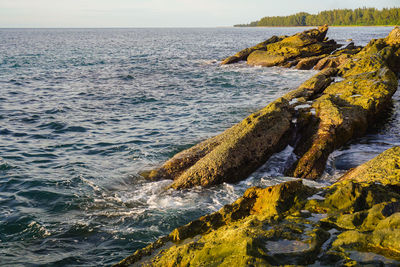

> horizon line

[{"left": 0, "top": 25, "right": 396, "bottom": 29}]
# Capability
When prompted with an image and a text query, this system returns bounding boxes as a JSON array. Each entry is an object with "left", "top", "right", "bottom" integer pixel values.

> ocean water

[{"left": 0, "top": 27, "right": 398, "bottom": 266}]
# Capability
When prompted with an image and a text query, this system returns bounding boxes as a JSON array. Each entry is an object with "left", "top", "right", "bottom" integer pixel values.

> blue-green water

[{"left": 0, "top": 27, "right": 398, "bottom": 266}]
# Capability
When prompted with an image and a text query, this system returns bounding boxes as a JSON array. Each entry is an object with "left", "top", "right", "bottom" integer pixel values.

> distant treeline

[{"left": 236, "top": 8, "right": 400, "bottom": 27}]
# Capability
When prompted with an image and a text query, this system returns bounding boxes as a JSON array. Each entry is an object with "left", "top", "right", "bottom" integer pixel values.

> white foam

[
  {"left": 295, "top": 104, "right": 312, "bottom": 110},
  {"left": 289, "top": 98, "right": 299, "bottom": 105}
]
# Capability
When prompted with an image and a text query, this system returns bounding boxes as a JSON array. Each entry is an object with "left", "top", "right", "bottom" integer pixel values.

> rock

[
  {"left": 247, "top": 25, "right": 339, "bottom": 67},
  {"left": 169, "top": 180, "right": 315, "bottom": 241},
  {"left": 246, "top": 51, "right": 286, "bottom": 67},
  {"left": 331, "top": 206, "right": 400, "bottom": 260},
  {"left": 313, "top": 54, "right": 350, "bottom": 70},
  {"left": 149, "top": 97, "right": 294, "bottom": 189},
  {"left": 144, "top": 27, "right": 400, "bottom": 188},
  {"left": 295, "top": 55, "right": 327, "bottom": 70},
  {"left": 386, "top": 26, "right": 400, "bottom": 45},
  {"left": 338, "top": 146, "right": 400, "bottom": 185},
  {"left": 117, "top": 148, "right": 400, "bottom": 266},
  {"left": 283, "top": 68, "right": 337, "bottom": 100},
  {"left": 314, "top": 42, "right": 362, "bottom": 70},
  {"left": 287, "top": 34, "right": 399, "bottom": 179},
  {"left": 114, "top": 180, "right": 319, "bottom": 266},
  {"left": 144, "top": 67, "right": 337, "bottom": 189},
  {"left": 221, "top": 35, "right": 283, "bottom": 65}
]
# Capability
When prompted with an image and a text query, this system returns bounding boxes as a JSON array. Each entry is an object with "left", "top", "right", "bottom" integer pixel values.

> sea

[{"left": 0, "top": 27, "right": 399, "bottom": 266}]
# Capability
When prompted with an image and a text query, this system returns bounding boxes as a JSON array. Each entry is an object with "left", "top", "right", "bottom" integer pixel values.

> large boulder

[
  {"left": 144, "top": 68, "right": 337, "bottom": 189},
  {"left": 386, "top": 26, "right": 400, "bottom": 45},
  {"left": 295, "top": 54, "right": 328, "bottom": 70},
  {"left": 221, "top": 35, "right": 284, "bottom": 65},
  {"left": 145, "top": 97, "right": 294, "bottom": 189},
  {"left": 247, "top": 25, "right": 340, "bottom": 67},
  {"left": 222, "top": 25, "right": 339, "bottom": 67},
  {"left": 245, "top": 51, "right": 286, "bottom": 67}
]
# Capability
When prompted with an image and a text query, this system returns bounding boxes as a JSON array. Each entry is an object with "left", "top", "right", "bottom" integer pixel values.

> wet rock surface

[
  {"left": 117, "top": 146, "right": 400, "bottom": 266},
  {"left": 143, "top": 26, "right": 400, "bottom": 188}
]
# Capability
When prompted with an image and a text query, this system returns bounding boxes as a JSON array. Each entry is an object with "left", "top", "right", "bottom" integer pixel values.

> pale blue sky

[{"left": 0, "top": 0, "right": 399, "bottom": 27}]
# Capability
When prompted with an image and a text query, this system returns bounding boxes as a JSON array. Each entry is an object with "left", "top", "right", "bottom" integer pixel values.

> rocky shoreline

[{"left": 116, "top": 26, "right": 400, "bottom": 266}]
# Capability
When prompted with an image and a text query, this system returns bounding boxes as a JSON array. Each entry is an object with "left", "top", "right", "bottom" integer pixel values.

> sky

[{"left": 0, "top": 0, "right": 399, "bottom": 28}]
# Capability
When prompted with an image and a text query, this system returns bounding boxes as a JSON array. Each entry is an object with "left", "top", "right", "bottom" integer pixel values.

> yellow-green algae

[
  {"left": 145, "top": 97, "right": 294, "bottom": 189},
  {"left": 114, "top": 180, "right": 319, "bottom": 266},
  {"left": 313, "top": 42, "right": 362, "bottom": 71},
  {"left": 143, "top": 66, "right": 337, "bottom": 189},
  {"left": 220, "top": 35, "right": 284, "bottom": 65},
  {"left": 117, "top": 146, "right": 400, "bottom": 266},
  {"left": 287, "top": 30, "right": 399, "bottom": 179},
  {"left": 339, "top": 146, "right": 400, "bottom": 185},
  {"left": 247, "top": 25, "right": 339, "bottom": 67},
  {"left": 295, "top": 54, "right": 328, "bottom": 70}
]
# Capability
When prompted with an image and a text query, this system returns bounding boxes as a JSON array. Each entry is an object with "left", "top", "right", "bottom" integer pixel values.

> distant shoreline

[
  {"left": 235, "top": 25, "right": 397, "bottom": 28},
  {"left": 236, "top": 7, "right": 400, "bottom": 28}
]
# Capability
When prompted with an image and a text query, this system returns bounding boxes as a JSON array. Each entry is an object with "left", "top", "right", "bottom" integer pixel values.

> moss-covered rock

[
  {"left": 385, "top": 26, "right": 400, "bottom": 45},
  {"left": 287, "top": 30, "right": 399, "bottom": 179},
  {"left": 157, "top": 97, "right": 293, "bottom": 189},
  {"left": 118, "top": 145, "right": 400, "bottom": 266},
  {"left": 313, "top": 42, "right": 362, "bottom": 71},
  {"left": 114, "top": 180, "right": 318, "bottom": 266},
  {"left": 247, "top": 25, "right": 339, "bottom": 68},
  {"left": 246, "top": 51, "right": 286, "bottom": 67},
  {"left": 143, "top": 67, "right": 338, "bottom": 189},
  {"left": 339, "top": 146, "right": 400, "bottom": 185},
  {"left": 221, "top": 35, "right": 284, "bottom": 65},
  {"left": 116, "top": 180, "right": 399, "bottom": 266},
  {"left": 295, "top": 54, "right": 328, "bottom": 70},
  {"left": 332, "top": 212, "right": 400, "bottom": 260}
]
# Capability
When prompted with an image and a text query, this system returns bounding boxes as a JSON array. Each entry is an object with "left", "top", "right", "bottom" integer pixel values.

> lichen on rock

[
  {"left": 114, "top": 180, "right": 319, "bottom": 266},
  {"left": 339, "top": 146, "right": 400, "bottom": 185},
  {"left": 221, "top": 35, "right": 284, "bottom": 65},
  {"left": 117, "top": 146, "right": 400, "bottom": 266},
  {"left": 145, "top": 97, "right": 294, "bottom": 189},
  {"left": 286, "top": 30, "right": 399, "bottom": 179},
  {"left": 246, "top": 25, "right": 340, "bottom": 68}
]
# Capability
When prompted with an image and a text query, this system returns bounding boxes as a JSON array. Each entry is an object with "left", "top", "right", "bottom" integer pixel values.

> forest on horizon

[{"left": 236, "top": 7, "right": 400, "bottom": 27}]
